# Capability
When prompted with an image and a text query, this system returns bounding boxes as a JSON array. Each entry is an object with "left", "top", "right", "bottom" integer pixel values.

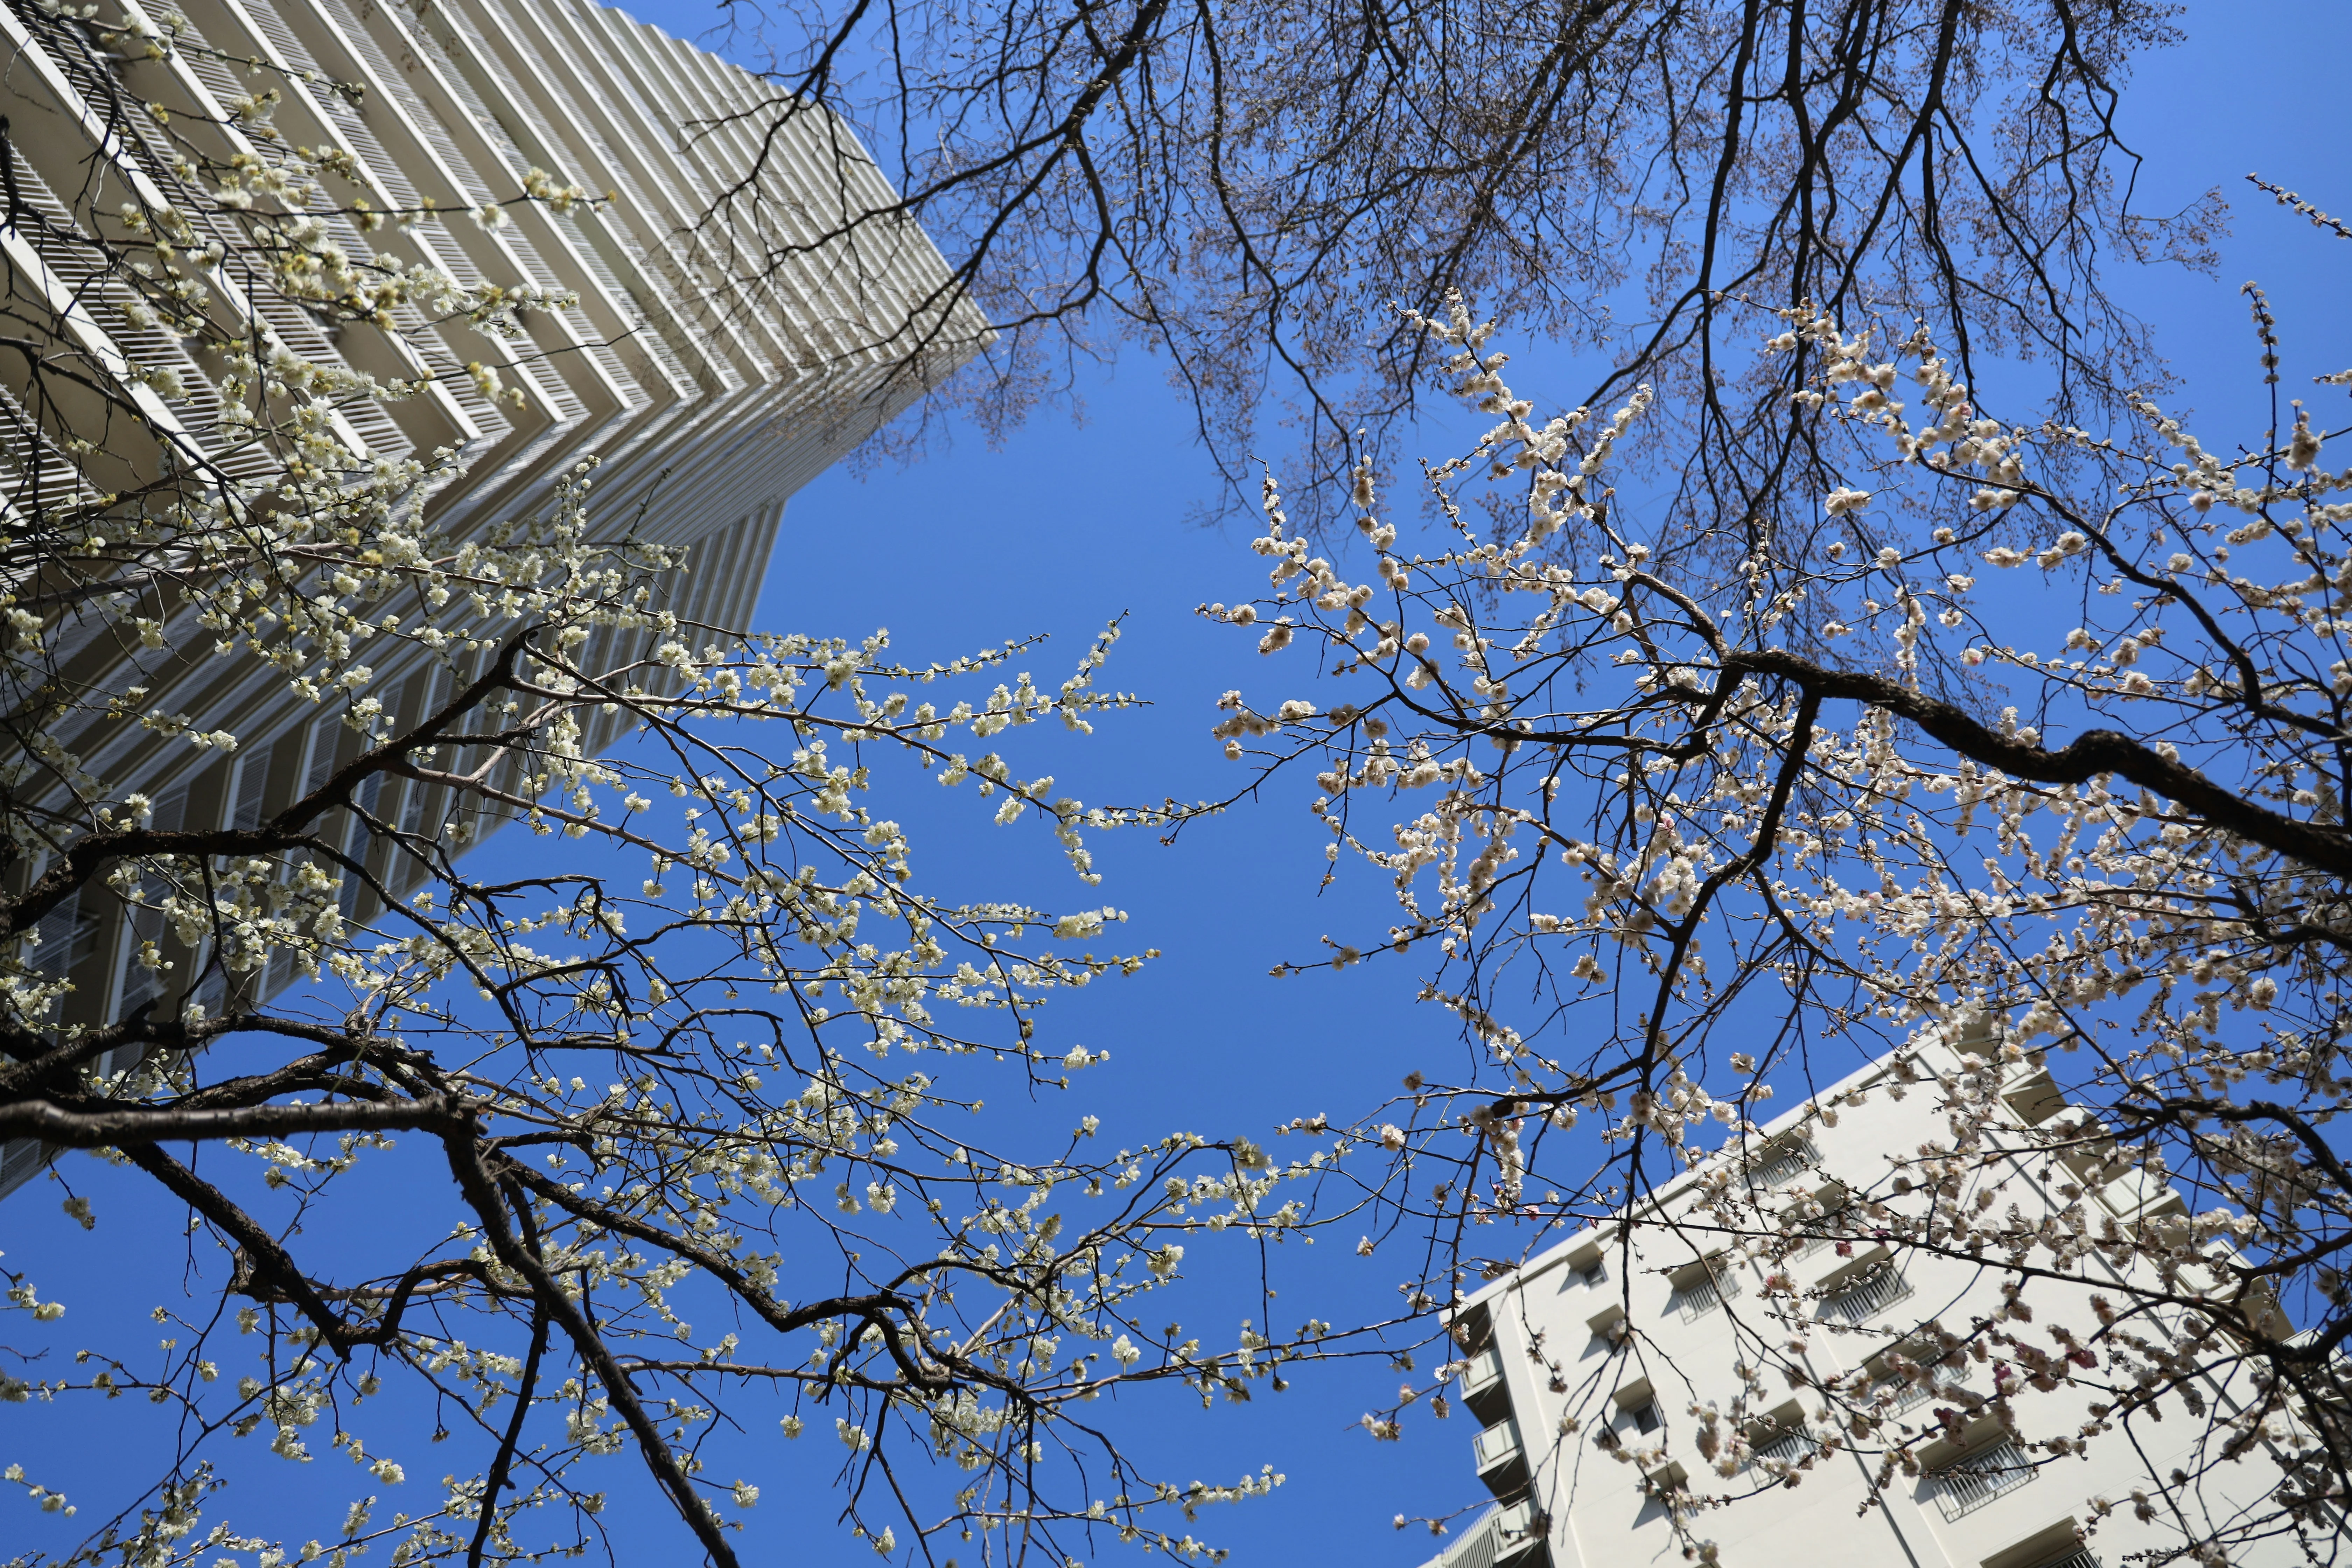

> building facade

[
  {"left": 1, "top": 0, "right": 982, "bottom": 1189},
  {"left": 1420, "top": 1031, "right": 2306, "bottom": 1568}
]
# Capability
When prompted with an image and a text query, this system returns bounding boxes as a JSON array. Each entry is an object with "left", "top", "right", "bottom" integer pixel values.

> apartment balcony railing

[
  {"left": 1821, "top": 1261, "right": 1913, "bottom": 1324},
  {"left": 1422, "top": 1500, "right": 1544, "bottom": 1568},
  {"left": 1744, "top": 1426, "right": 1815, "bottom": 1471},
  {"left": 1490, "top": 1499, "right": 1543, "bottom": 1561},
  {"left": 1473, "top": 1416, "right": 1525, "bottom": 1478},
  {"left": 1459, "top": 1345, "right": 1505, "bottom": 1401},
  {"left": 1783, "top": 1202, "right": 1857, "bottom": 1261},
  {"left": 1885, "top": 1375, "right": 1972, "bottom": 1415},
  {"left": 1668, "top": 1261, "right": 1734, "bottom": 1323},
  {"left": 1930, "top": 1438, "right": 2036, "bottom": 1520},
  {"left": 1744, "top": 1138, "right": 1818, "bottom": 1190}
]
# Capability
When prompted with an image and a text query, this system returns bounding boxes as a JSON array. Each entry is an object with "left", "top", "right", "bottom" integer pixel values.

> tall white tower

[{"left": 0, "top": 0, "right": 984, "bottom": 1189}]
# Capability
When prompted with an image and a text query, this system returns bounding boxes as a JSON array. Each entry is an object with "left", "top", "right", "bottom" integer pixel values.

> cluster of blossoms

[
  {"left": 1211, "top": 279, "right": 2352, "bottom": 1562},
  {"left": 0, "top": 8, "right": 1413, "bottom": 1566},
  {"left": 0, "top": 434, "right": 1393, "bottom": 1567}
]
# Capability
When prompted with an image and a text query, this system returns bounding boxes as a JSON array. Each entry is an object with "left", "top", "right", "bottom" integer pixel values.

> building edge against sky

[
  {"left": 1415, "top": 1029, "right": 2316, "bottom": 1568},
  {"left": 0, "top": 0, "right": 986, "bottom": 1192}
]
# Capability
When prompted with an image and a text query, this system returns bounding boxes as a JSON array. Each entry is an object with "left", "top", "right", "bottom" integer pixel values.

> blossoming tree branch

[
  {"left": 0, "top": 14, "right": 1392, "bottom": 1562},
  {"left": 1208, "top": 204, "right": 2352, "bottom": 1561}
]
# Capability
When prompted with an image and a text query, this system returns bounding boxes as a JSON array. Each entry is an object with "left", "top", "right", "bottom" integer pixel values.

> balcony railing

[
  {"left": 1668, "top": 1263, "right": 1732, "bottom": 1322},
  {"left": 1474, "top": 1416, "right": 1524, "bottom": 1475},
  {"left": 1423, "top": 1500, "right": 1544, "bottom": 1568},
  {"left": 1745, "top": 1426, "right": 1814, "bottom": 1471},
  {"left": 1930, "top": 1438, "right": 2035, "bottom": 1520},
  {"left": 1745, "top": 1138, "right": 1818, "bottom": 1189},
  {"left": 1459, "top": 1345, "right": 1505, "bottom": 1400},
  {"left": 1821, "top": 1261, "right": 1912, "bottom": 1324},
  {"left": 1884, "top": 1375, "right": 1971, "bottom": 1415},
  {"left": 1490, "top": 1499, "right": 1543, "bottom": 1560},
  {"left": 1783, "top": 1202, "right": 1857, "bottom": 1260}
]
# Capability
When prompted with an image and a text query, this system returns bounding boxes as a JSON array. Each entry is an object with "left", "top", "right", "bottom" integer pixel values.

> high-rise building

[
  {"left": 1416, "top": 1031, "right": 2305, "bottom": 1568},
  {"left": 0, "top": 0, "right": 982, "bottom": 1189}
]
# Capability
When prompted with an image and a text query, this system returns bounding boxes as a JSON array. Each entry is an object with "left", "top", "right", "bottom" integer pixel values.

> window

[
  {"left": 230, "top": 735, "right": 285, "bottom": 832},
  {"left": 148, "top": 781, "right": 190, "bottom": 835},
  {"left": 1, "top": 1135, "right": 44, "bottom": 1188},
  {"left": 1575, "top": 1258, "right": 1606, "bottom": 1289},
  {"left": 303, "top": 721, "right": 340, "bottom": 797},
  {"left": 27, "top": 892, "right": 97, "bottom": 980},
  {"left": 115, "top": 783, "right": 190, "bottom": 1019},
  {"left": 339, "top": 770, "right": 387, "bottom": 917},
  {"left": 190, "top": 963, "right": 229, "bottom": 1024},
  {"left": 115, "top": 904, "right": 166, "bottom": 1015},
  {"left": 20, "top": 892, "right": 98, "bottom": 1026},
  {"left": 399, "top": 670, "right": 447, "bottom": 835},
  {"left": 1630, "top": 1400, "right": 1661, "bottom": 1434}
]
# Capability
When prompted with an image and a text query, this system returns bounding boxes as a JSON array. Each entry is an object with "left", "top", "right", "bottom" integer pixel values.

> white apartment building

[
  {"left": 1417, "top": 1031, "right": 2305, "bottom": 1568},
  {"left": 1, "top": 0, "right": 982, "bottom": 1188}
]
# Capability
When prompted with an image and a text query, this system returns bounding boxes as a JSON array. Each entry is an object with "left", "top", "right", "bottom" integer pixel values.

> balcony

[
  {"left": 1820, "top": 1261, "right": 1912, "bottom": 1325},
  {"left": 1490, "top": 1498, "right": 1544, "bottom": 1561},
  {"left": 1778, "top": 1191, "right": 1854, "bottom": 1264},
  {"left": 1744, "top": 1424, "right": 1815, "bottom": 1471},
  {"left": 2002, "top": 1070, "right": 2067, "bottom": 1127},
  {"left": 1474, "top": 1416, "right": 1526, "bottom": 1485},
  {"left": 1667, "top": 1258, "right": 1733, "bottom": 1323},
  {"left": 1416, "top": 1500, "right": 1546, "bottom": 1568},
  {"left": 1929, "top": 1437, "right": 2035, "bottom": 1520},
  {"left": 1743, "top": 1136, "right": 1818, "bottom": 1190},
  {"left": 2097, "top": 1166, "right": 2188, "bottom": 1224},
  {"left": 1459, "top": 1344, "right": 1506, "bottom": 1402},
  {"left": 1883, "top": 1374, "right": 1972, "bottom": 1416}
]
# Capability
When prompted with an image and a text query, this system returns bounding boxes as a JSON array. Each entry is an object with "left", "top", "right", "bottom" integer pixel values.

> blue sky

[
  {"left": 599, "top": 1, "right": 2352, "bottom": 1555},
  {"left": 11, "top": 4, "right": 2352, "bottom": 1565}
]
